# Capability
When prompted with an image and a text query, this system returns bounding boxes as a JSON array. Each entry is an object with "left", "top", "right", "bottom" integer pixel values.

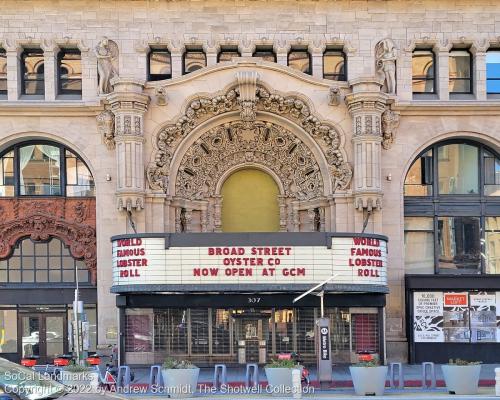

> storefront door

[
  {"left": 234, "top": 314, "right": 270, "bottom": 363},
  {"left": 20, "top": 313, "right": 66, "bottom": 364}
]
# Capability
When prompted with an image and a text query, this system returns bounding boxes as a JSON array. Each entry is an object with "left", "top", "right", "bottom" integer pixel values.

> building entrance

[
  {"left": 20, "top": 312, "right": 66, "bottom": 364},
  {"left": 233, "top": 311, "right": 271, "bottom": 363}
]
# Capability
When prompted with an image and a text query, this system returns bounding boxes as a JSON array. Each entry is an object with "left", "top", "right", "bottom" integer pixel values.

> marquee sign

[{"left": 111, "top": 233, "right": 388, "bottom": 290}]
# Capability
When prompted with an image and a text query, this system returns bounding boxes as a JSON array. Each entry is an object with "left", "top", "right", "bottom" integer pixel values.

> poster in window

[
  {"left": 443, "top": 292, "right": 470, "bottom": 343},
  {"left": 470, "top": 292, "right": 496, "bottom": 343},
  {"left": 413, "top": 292, "right": 444, "bottom": 342}
]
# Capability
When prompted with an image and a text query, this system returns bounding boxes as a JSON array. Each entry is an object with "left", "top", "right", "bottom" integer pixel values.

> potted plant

[
  {"left": 60, "top": 363, "right": 99, "bottom": 391},
  {"left": 442, "top": 359, "right": 482, "bottom": 395},
  {"left": 265, "top": 358, "right": 303, "bottom": 397},
  {"left": 161, "top": 358, "right": 200, "bottom": 399},
  {"left": 349, "top": 359, "right": 388, "bottom": 396}
]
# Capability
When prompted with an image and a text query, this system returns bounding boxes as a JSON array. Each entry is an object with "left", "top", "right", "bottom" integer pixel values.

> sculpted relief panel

[
  {"left": 147, "top": 85, "right": 352, "bottom": 196},
  {"left": 176, "top": 121, "right": 324, "bottom": 201}
]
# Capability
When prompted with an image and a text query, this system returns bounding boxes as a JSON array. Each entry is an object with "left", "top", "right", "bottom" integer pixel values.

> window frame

[
  {"left": 449, "top": 48, "right": 473, "bottom": 95},
  {"left": 404, "top": 140, "right": 500, "bottom": 275},
  {"left": 252, "top": 46, "right": 277, "bottom": 63},
  {"left": 21, "top": 48, "right": 45, "bottom": 97},
  {"left": 287, "top": 47, "right": 312, "bottom": 75},
  {"left": 0, "top": 48, "right": 6, "bottom": 97},
  {"left": 486, "top": 49, "right": 500, "bottom": 94},
  {"left": 217, "top": 46, "right": 241, "bottom": 63},
  {"left": 147, "top": 47, "right": 172, "bottom": 81},
  {"left": 57, "top": 48, "right": 82, "bottom": 97},
  {"left": 411, "top": 48, "right": 436, "bottom": 94},
  {"left": 182, "top": 47, "right": 207, "bottom": 75},
  {"left": 0, "top": 140, "right": 94, "bottom": 198},
  {"left": 322, "top": 48, "right": 347, "bottom": 81}
]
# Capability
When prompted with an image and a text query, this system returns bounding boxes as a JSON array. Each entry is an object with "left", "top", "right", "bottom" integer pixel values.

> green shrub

[
  {"left": 265, "top": 359, "right": 300, "bottom": 368},
  {"left": 448, "top": 358, "right": 482, "bottom": 366},
  {"left": 352, "top": 359, "right": 380, "bottom": 367},
  {"left": 162, "top": 357, "right": 197, "bottom": 369}
]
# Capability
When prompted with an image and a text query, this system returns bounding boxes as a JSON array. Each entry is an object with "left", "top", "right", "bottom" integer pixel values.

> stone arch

[
  {"left": 147, "top": 83, "right": 352, "bottom": 195},
  {"left": 174, "top": 120, "right": 325, "bottom": 201}
]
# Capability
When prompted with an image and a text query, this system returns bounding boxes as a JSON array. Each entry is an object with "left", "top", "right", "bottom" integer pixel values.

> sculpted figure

[
  {"left": 375, "top": 38, "right": 397, "bottom": 94},
  {"left": 96, "top": 38, "right": 118, "bottom": 95}
]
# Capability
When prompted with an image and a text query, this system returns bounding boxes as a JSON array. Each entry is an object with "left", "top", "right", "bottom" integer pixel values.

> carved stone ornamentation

[
  {"left": 155, "top": 86, "right": 168, "bottom": 106},
  {"left": 95, "top": 38, "right": 119, "bottom": 95},
  {"left": 96, "top": 110, "right": 115, "bottom": 150},
  {"left": 375, "top": 38, "right": 397, "bottom": 95},
  {"left": 236, "top": 71, "right": 259, "bottom": 127},
  {"left": 0, "top": 198, "right": 97, "bottom": 283},
  {"left": 328, "top": 87, "right": 341, "bottom": 106},
  {"left": 175, "top": 121, "right": 325, "bottom": 201},
  {"left": 147, "top": 84, "right": 352, "bottom": 193},
  {"left": 381, "top": 109, "right": 400, "bottom": 150}
]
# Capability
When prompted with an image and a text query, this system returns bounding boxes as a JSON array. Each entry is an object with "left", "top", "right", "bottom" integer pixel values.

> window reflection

[
  {"left": 253, "top": 47, "right": 276, "bottom": 62},
  {"left": 438, "top": 143, "right": 478, "bottom": 194},
  {"left": 20, "top": 144, "right": 61, "bottom": 196},
  {"left": 449, "top": 50, "right": 472, "bottom": 93},
  {"left": 288, "top": 50, "right": 311, "bottom": 74},
  {"left": 412, "top": 50, "right": 435, "bottom": 93},
  {"left": 438, "top": 216, "right": 481, "bottom": 272},
  {"left": 183, "top": 49, "right": 206, "bottom": 74},
  {"left": 218, "top": 48, "right": 240, "bottom": 62},
  {"left": 486, "top": 217, "right": 500, "bottom": 274},
  {"left": 58, "top": 50, "right": 82, "bottom": 96},
  {"left": 404, "top": 217, "right": 435, "bottom": 274},
  {"left": 65, "top": 150, "right": 95, "bottom": 196},
  {"left": 0, "top": 150, "right": 14, "bottom": 196},
  {"left": 404, "top": 150, "right": 433, "bottom": 196},
  {"left": 0, "top": 49, "right": 6, "bottom": 96},
  {"left": 486, "top": 51, "right": 500, "bottom": 94},
  {"left": 22, "top": 49, "right": 44, "bottom": 96},
  {"left": 323, "top": 50, "right": 346, "bottom": 81},
  {"left": 484, "top": 150, "right": 500, "bottom": 196},
  {"left": 148, "top": 49, "right": 171, "bottom": 81}
]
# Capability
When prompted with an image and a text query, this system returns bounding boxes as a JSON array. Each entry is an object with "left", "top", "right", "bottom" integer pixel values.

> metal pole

[
  {"left": 74, "top": 263, "right": 80, "bottom": 364},
  {"left": 319, "top": 290, "right": 324, "bottom": 318}
]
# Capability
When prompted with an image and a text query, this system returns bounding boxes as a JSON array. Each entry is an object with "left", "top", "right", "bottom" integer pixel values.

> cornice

[
  {"left": 0, "top": 102, "right": 103, "bottom": 116},
  {"left": 393, "top": 101, "right": 500, "bottom": 116}
]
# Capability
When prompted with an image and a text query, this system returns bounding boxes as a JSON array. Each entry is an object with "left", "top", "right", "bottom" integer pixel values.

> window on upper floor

[
  {"left": 57, "top": 49, "right": 82, "bottom": 96},
  {"left": 486, "top": 50, "right": 500, "bottom": 94},
  {"left": 183, "top": 48, "right": 206, "bottom": 75},
  {"left": 0, "top": 49, "right": 6, "bottom": 97},
  {"left": 148, "top": 48, "right": 172, "bottom": 81},
  {"left": 323, "top": 49, "right": 346, "bottom": 81},
  {"left": 21, "top": 49, "right": 44, "bottom": 96},
  {"left": 0, "top": 141, "right": 95, "bottom": 197},
  {"left": 252, "top": 46, "right": 276, "bottom": 62},
  {"left": 218, "top": 46, "right": 240, "bottom": 62},
  {"left": 412, "top": 49, "right": 435, "bottom": 94},
  {"left": 449, "top": 49, "right": 472, "bottom": 94},
  {"left": 288, "top": 48, "right": 311, "bottom": 75}
]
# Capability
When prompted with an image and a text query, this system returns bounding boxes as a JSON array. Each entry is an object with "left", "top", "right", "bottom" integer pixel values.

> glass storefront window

[
  {"left": 438, "top": 216, "right": 481, "bottom": 272},
  {"left": 20, "top": 144, "right": 61, "bottom": 196},
  {"left": 190, "top": 309, "right": 209, "bottom": 354},
  {"left": 153, "top": 309, "right": 188, "bottom": 354},
  {"left": 486, "top": 217, "right": 500, "bottom": 274},
  {"left": 438, "top": 143, "right": 479, "bottom": 195},
  {"left": 404, "top": 217, "right": 435, "bottom": 274},
  {"left": 274, "top": 309, "right": 294, "bottom": 354},
  {"left": 296, "top": 308, "right": 315, "bottom": 356},
  {"left": 404, "top": 150, "right": 433, "bottom": 196},
  {"left": 125, "top": 309, "right": 153, "bottom": 352},
  {"left": 0, "top": 310, "right": 17, "bottom": 353},
  {"left": 212, "top": 309, "right": 230, "bottom": 355}
]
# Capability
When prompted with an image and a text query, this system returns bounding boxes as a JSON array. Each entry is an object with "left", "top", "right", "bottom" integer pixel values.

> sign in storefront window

[{"left": 413, "top": 291, "right": 500, "bottom": 343}]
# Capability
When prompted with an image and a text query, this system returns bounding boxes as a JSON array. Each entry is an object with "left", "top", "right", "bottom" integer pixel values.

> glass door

[{"left": 20, "top": 313, "right": 66, "bottom": 364}]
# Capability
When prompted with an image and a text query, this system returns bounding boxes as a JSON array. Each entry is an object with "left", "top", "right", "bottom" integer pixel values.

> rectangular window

[
  {"left": 288, "top": 49, "right": 311, "bottom": 75},
  {"left": 438, "top": 216, "right": 481, "bottom": 273},
  {"left": 404, "top": 217, "right": 435, "bottom": 274},
  {"left": 218, "top": 47, "right": 240, "bottom": 63},
  {"left": 438, "top": 143, "right": 479, "bottom": 195},
  {"left": 323, "top": 50, "right": 346, "bottom": 81},
  {"left": 449, "top": 49, "right": 472, "bottom": 94},
  {"left": 0, "top": 49, "right": 6, "bottom": 96},
  {"left": 57, "top": 49, "right": 82, "bottom": 96},
  {"left": 274, "top": 309, "right": 294, "bottom": 354},
  {"left": 404, "top": 150, "right": 433, "bottom": 196},
  {"left": 296, "top": 308, "right": 315, "bottom": 356},
  {"left": 0, "top": 310, "right": 17, "bottom": 353},
  {"left": 148, "top": 49, "right": 171, "bottom": 81},
  {"left": 190, "top": 309, "right": 209, "bottom": 354},
  {"left": 154, "top": 309, "right": 188, "bottom": 354},
  {"left": 484, "top": 150, "right": 500, "bottom": 196},
  {"left": 486, "top": 217, "right": 500, "bottom": 274},
  {"left": 19, "top": 145, "right": 61, "bottom": 196},
  {"left": 124, "top": 310, "right": 153, "bottom": 352},
  {"left": 21, "top": 49, "right": 44, "bottom": 96},
  {"left": 486, "top": 50, "right": 500, "bottom": 94},
  {"left": 212, "top": 309, "right": 230, "bottom": 354},
  {"left": 65, "top": 150, "right": 95, "bottom": 197},
  {"left": 183, "top": 49, "right": 206, "bottom": 75},
  {"left": 0, "top": 150, "right": 14, "bottom": 196},
  {"left": 412, "top": 50, "right": 435, "bottom": 93},
  {"left": 253, "top": 46, "right": 276, "bottom": 63}
]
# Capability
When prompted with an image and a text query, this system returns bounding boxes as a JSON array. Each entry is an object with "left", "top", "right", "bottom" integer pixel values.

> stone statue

[
  {"left": 95, "top": 38, "right": 119, "bottom": 95},
  {"left": 375, "top": 38, "right": 397, "bottom": 95}
]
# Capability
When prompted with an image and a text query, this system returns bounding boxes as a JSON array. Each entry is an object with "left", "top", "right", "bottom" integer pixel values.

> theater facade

[{"left": 0, "top": 0, "right": 500, "bottom": 365}]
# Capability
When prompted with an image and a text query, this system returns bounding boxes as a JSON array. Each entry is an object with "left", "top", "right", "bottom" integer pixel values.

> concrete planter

[
  {"left": 60, "top": 370, "right": 99, "bottom": 392},
  {"left": 161, "top": 368, "right": 200, "bottom": 399},
  {"left": 442, "top": 364, "right": 481, "bottom": 395},
  {"left": 349, "top": 366, "right": 388, "bottom": 396},
  {"left": 265, "top": 367, "right": 302, "bottom": 397}
]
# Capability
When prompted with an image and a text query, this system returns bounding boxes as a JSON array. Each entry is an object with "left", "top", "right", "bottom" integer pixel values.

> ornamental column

[
  {"left": 345, "top": 77, "right": 388, "bottom": 218},
  {"left": 107, "top": 78, "right": 149, "bottom": 211}
]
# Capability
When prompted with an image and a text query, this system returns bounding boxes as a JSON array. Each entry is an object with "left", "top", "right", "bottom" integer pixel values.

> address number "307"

[{"left": 247, "top": 297, "right": 261, "bottom": 304}]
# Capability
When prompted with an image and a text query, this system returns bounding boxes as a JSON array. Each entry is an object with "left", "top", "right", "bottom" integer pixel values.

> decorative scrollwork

[
  {"left": 147, "top": 85, "right": 352, "bottom": 193},
  {"left": 175, "top": 121, "right": 324, "bottom": 201}
]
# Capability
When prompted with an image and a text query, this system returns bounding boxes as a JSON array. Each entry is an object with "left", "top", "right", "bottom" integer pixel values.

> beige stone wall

[{"left": 0, "top": 0, "right": 500, "bottom": 361}]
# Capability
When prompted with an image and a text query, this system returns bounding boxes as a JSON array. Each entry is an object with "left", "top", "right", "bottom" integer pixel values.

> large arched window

[
  {"left": 0, "top": 141, "right": 94, "bottom": 197},
  {"left": 0, "top": 237, "right": 89, "bottom": 284},
  {"left": 404, "top": 140, "right": 500, "bottom": 274}
]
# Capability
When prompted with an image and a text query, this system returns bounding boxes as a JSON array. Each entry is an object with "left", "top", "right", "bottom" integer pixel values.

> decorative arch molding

[
  {"left": 147, "top": 83, "right": 352, "bottom": 195},
  {"left": 0, "top": 198, "right": 97, "bottom": 284},
  {"left": 175, "top": 120, "right": 324, "bottom": 201}
]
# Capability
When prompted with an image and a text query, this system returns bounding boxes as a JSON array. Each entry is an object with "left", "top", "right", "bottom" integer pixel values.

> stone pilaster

[
  {"left": 345, "top": 77, "right": 388, "bottom": 212},
  {"left": 107, "top": 78, "right": 149, "bottom": 211}
]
